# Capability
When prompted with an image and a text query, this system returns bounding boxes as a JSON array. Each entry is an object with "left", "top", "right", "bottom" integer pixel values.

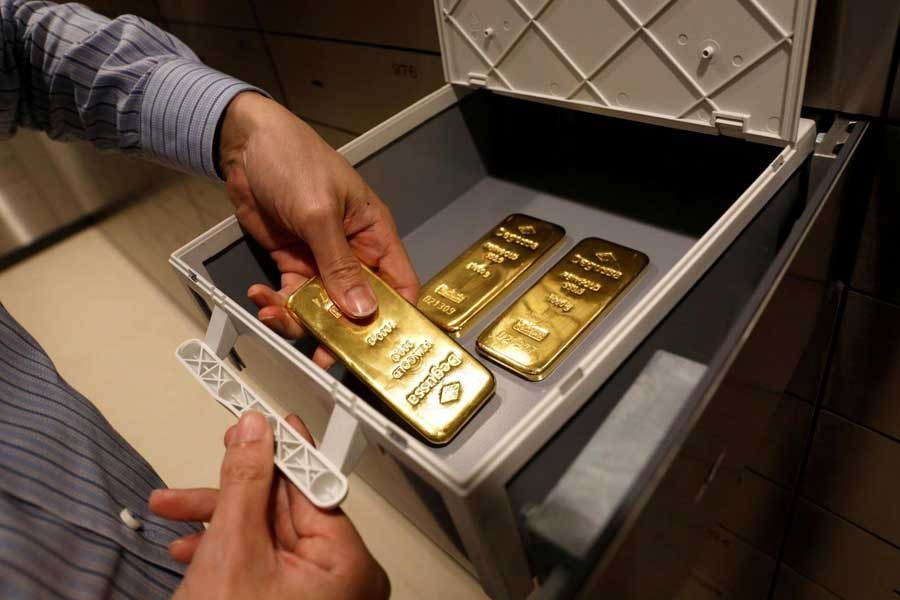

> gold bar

[
  {"left": 476, "top": 238, "right": 648, "bottom": 381},
  {"left": 417, "top": 214, "right": 565, "bottom": 336},
  {"left": 287, "top": 267, "right": 495, "bottom": 445}
]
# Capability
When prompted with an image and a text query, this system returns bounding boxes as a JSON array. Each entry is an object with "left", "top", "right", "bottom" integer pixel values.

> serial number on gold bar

[
  {"left": 476, "top": 238, "right": 649, "bottom": 381},
  {"left": 287, "top": 266, "right": 495, "bottom": 444},
  {"left": 417, "top": 214, "right": 565, "bottom": 336}
]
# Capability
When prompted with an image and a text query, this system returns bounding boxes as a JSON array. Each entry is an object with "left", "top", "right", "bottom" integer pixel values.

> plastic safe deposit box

[{"left": 172, "top": 1, "right": 818, "bottom": 598}]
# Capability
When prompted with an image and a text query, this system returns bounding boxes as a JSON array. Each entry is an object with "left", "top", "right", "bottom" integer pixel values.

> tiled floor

[{"left": 0, "top": 203, "right": 485, "bottom": 600}]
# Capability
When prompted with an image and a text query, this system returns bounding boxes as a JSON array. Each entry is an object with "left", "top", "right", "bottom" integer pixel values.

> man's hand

[
  {"left": 219, "top": 92, "right": 419, "bottom": 367},
  {"left": 149, "top": 412, "right": 389, "bottom": 600}
]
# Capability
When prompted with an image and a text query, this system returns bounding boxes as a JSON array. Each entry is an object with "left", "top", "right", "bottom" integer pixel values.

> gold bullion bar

[
  {"left": 477, "top": 238, "right": 649, "bottom": 381},
  {"left": 417, "top": 214, "right": 565, "bottom": 336},
  {"left": 287, "top": 266, "right": 495, "bottom": 445}
]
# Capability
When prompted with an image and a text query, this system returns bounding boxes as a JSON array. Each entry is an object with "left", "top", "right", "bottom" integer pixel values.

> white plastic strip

[{"left": 176, "top": 339, "right": 348, "bottom": 509}]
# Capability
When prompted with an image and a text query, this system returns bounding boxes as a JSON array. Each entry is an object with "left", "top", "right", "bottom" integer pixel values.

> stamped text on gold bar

[
  {"left": 287, "top": 267, "right": 495, "bottom": 444},
  {"left": 417, "top": 214, "right": 565, "bottom": 336},
  {"left": 476, "top": 238, "right": 648, "bottom": 381}
]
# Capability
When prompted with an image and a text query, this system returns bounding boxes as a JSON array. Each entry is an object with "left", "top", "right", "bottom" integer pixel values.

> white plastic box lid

[{"left": 435, "top": 0, "right": 816, "bottom": 144}]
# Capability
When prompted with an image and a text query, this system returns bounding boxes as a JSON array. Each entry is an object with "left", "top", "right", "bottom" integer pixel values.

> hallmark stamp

[
  {"left": 365, "top": 320, "right": 397, "bottom": 347},
  {"left": 512, "top": 318, "right": 549, "bottom": 342},
  {"left": 435, "top": 283, "right": 466, "bottom": 304}
]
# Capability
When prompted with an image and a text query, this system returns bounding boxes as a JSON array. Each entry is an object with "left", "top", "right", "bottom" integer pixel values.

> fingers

[
  {"left": 377, "top": 238, "right": 420, "bottom": 305},
  {"left": 312, "top": 346, "right": 336, "bottom": 369},
  {"left": 249, "top": 284, "right": 305, "bottom": 339},
  {"left": 149, "top": 488, "right": 219, "bottom": 522},
  {"left": 209, "top": 411, "right": 275, "bottom": 535},
  {"left": 248, "top": 284, "right": 336, "bottom": 369},
  {"left": 367, "top": 193, "right": 420, "bottom": 305},
  {"left": 303, "top": 211, "right": 377, "bottom": 319},
  {"left": 169, "top": 531, "right": 205, "bottom": 563}
]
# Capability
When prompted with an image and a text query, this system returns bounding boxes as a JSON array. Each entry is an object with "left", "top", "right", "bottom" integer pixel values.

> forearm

[{"left": 0, "top": 0, "right": 262, "bottom": 178}]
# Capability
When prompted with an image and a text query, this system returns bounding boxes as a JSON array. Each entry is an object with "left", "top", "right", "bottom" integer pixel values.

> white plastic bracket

[
  {"left": 320, "top": 402, "right": 368, "bottom": 475},
  {"left": 204, "top": 305, "right": 239, "bottom": 358},
  {"left": 176, "top": 339, "right": 349, "bottom": 509}
]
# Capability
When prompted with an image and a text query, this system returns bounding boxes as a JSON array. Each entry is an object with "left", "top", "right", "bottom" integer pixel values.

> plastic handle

[{"left": 176, "top": 339, "right": 348, "bottom": 509}]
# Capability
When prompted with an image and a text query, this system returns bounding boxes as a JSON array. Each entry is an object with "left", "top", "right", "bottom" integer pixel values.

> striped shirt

[
  {"left": 1, "top": 0, "right": 261, "bottom": 179},
  {"left": 0, "top": 1, "right": 264, "bottom": 597}
]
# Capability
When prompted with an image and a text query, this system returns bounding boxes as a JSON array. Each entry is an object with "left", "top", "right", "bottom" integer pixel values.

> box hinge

[
  {"left": 713, "top": 112, "right": 749, "bottom": 138},
  {"left": 468, "top": 72, "right": 488, "bottom": 88}
]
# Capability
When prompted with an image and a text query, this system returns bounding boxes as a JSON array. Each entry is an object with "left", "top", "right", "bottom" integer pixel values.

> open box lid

[{"left": 435, "top": 0, "right": 817, "bottom": 145}]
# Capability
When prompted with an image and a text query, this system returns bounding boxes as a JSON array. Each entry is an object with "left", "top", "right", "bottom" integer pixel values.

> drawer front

[
  {"left": 784, "top": 499, "right": 900, "bottom": 600},
  {"left": 728, "top": 275, "right": 828, "bottom": 394},
  {"left": 156, "top": 0, "right": 254, "bottom": 28},
  {"left": 803, "top": 0, "right": 900, "bottom": 116},
  {"left": 748, "top": 393, "right": 814, "bottom": 487},
  {"left": 824, "top": 291, "right": 900, "bottom": 440},
  {"left": 784, "top": 283, "right": 842, "bottom": 404},
  {"left": 586, "top": 454, "right": 739, "bottom": 599},
  {"left": 852, "top": 126, "right": 900, "bottom": 304},
  {"left": 774, "top": 565, "right": 841, "bottom": 600},
  {"left": 266, "top": 35, "right": 444, "bottom": 134},
  {"left": 73, "top": 0, "right": 160, "bottom": 20},
  {"left": 253, "top": 0, "right": 441, "bottom": 53},
  {"left": 677, "top": 525, "right": 775, "bottom": 600},
  {"left": 717, "top": 469, "right": 792, "bottom": 556},
  {"left": 802, "top": 411, "right": 900, "bottom": 546},
  {"left": 681, "top": 379, "right": 782, "bottom": 471},
  {"left": 165, "top": 24, "right": 285, "bottom": 105}
]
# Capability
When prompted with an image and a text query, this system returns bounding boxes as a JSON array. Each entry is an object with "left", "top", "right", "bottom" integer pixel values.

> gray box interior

[{"left": 203, "top": 92, "right": 780, "bottom": 474}]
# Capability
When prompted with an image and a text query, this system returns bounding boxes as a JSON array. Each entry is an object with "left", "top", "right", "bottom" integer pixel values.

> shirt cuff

[{"left": 141, "top": 58, "right": 266, "bottom": 180}]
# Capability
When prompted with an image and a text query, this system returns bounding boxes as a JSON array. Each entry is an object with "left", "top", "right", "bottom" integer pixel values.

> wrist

[{"left": 218, "top": 91, "right": 271, "bottom": 179}]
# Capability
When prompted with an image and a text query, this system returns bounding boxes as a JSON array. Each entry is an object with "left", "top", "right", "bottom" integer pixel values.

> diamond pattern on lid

[
  {"left": 650, "top": 0, "right": 783, "bottom": 94},
  {"left": 438, "top": 0, "right": 808, "bottom": 142},
  {"left": 452, "top": 0, "right": 528, "bottom": 62},
  {"left": 495, "top": 26, "right": 581, "bottom": 98},
  {"left": 620, "top": 0, "right": 672, "bottom": 23},
  {"left": 709, "top": 45, "right": 791, "bottom": 135},
  {"left": 752, "top": 0, "right": 795, "bottom": 35},
  {"left": 539, "top": 0, "right": 636, "bottom": 75},
  {"left": 591, "top": 34, "right": 700, "bottom": 116}
]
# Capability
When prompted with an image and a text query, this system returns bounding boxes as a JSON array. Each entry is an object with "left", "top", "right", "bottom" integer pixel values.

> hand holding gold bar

[{"left": 287, "top": 267, "right": 495, "bottom": 444}]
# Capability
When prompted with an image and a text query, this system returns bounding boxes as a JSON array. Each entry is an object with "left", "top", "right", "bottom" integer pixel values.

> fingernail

[
  {"left": 234, "top": 412, "right": 267, "bottom": 444},
  {"left": 345, "top": 285, "right": 376, "bottom": 317},
  {"left": 260, "top": 315, "right": 286, "bottom": 336}
]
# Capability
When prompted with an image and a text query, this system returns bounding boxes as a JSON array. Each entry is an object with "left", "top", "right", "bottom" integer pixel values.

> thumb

[
  {"left": 209, "top": 411, "right": 274, "bottom": 535},
  {"left": 304, "top": 212, "right": 377, "bottom": 318}
]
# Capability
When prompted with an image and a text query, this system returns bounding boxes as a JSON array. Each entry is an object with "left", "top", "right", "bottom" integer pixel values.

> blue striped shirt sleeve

[{"left": 0, "top": 0, "right": 263, "bottom": 179}]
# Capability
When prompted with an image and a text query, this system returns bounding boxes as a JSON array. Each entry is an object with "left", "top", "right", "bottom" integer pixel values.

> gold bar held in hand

[
  {"left": 476, "top": 238, "right": 648, "bottom": 381},
  {"left": 417, "top": 214, "right": 565, "bottom": 336},
  {"left": 287, "top": 267, "right": 495, "bottom": 444}
]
